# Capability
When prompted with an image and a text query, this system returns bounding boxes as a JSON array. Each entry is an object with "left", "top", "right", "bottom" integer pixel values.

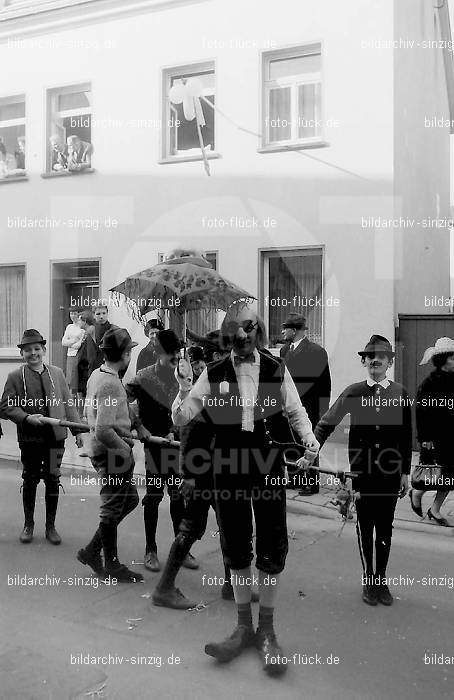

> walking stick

[{"left": 38, "top": 417, "right": 181, "bottom": 448}]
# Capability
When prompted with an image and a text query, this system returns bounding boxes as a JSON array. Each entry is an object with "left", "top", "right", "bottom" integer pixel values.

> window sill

[
  {"left": 0, "top": 174, "right": 28, "bottom": 184},
  {"left": 41, "top": 168, "right": 95, "bottom": 179},
  {"left": 158, "top": 152, "right": 221, "bottom": 165},
  {"left": 257, "top": 141, "right": 329, "bottom": 154}
]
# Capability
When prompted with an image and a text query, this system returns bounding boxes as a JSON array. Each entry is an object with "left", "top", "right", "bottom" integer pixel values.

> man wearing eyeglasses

[
  {"left": 314, "top": 335, "right": 412, "bottom": 608},
  {"left": 172, "top": 302, "right": 319, "bottom": 678}
]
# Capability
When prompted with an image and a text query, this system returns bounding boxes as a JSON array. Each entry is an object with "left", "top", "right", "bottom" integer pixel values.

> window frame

[
  {"left": 45, "top": 81, "right": 92, "bottom": 174},
  {"left": 0, "top": 262, "right": 27, "bottom": 356},
  {"left": 259, "top": 246, "right": 325, "bottom": 347},
  {"left": 160, "top": 60, "right": 221, "bottom": 164},
  {"left": 260, "top": 43, "right": 327, "bottom": 152},
  {"left": 0, "top": 93, "right": 26, "bottom": 181}
]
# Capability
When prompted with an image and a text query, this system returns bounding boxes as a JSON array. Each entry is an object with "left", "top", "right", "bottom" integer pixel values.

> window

[
  {"left": 46, "top": 83, "right": 93, "bottom": 173},
  {"left": 0, "top": 95, "right": 26, "bottom": 179},
  {"left": 262, "top": 44, "right": 322, "bottom": 148},
  {"left": 158, "top": 251, "right": 218, "bottom": 337},
  {"left": 0, "top": 265, "right": 26, "bottom": 347},
  {"left": 261, "top": 249, "right": 323, "bottom": 347},
  {"left": 162, "top": 62, "right": 215, "bottom": 160}
]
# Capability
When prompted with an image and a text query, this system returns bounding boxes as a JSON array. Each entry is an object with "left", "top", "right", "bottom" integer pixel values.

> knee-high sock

[
  {"left": 155, "top": 532, "right": 195, "bottom": 592},
  {"left": 44, "top": 479, "right": 60, "bottom": 528},
  {"left": 22, "top": 480, "right": 38, "bottom": 526},
  {"left": 230, "top": 566, "right": 253, "bottom": 604},
  {"left": 99, "top": 521, "right": 119, "bottom": 568},
  {"left": 144, "top": 502, "right": 160, "bottom": 553},
  {"left": 258, "top": 571, "right": 280, "bottom": 608}
]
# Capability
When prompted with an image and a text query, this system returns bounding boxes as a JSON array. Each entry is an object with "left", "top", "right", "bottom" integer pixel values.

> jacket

[
  {"left": 126, "top": 361, "right": 179, "bottom": 438},
  {"left": 416, "top": 369, "right": 454, "bottom": 468}
]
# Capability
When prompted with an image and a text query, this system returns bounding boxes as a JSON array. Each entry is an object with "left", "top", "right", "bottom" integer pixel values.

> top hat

[
  {"left": 144, "top": 318, "right": 164, "bottom": 335},
  {"left": 419, "top": 337, "right": 454, "bottom": 365},
  {"left": 282, "top": 314, "right": 308, "bottom": 330},
  {"left": 156, "top": 329, "right": 182, "bottom": 355},
  {"left": 358, "top": 335, "right": 394, "bottom": 358},
  {"left": 17, "top": 329, "right": 46, "bottom": 349},
  {"left": 99, "top": 328, "right": 138, "bottom": 353}
]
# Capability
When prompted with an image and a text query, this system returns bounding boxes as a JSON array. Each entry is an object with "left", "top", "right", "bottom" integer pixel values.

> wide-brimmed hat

[
  {"left": 282, "top": 314, "right": 308, "bottom": 330},
  {"left": 17, "top": 329, "right": 46, "bottom": 349},
  {"left": 99, "top": 328, "right": 138, "bottom": 353},
  {"left": 144, "top": 318, "right": 164, "bottom": 335},
  {"left": 358, "top": 334, "right": 394, "bottom": 358},
  {"left": 420, "top": 337, "right": 454, "bottom": 365},
  {"left": 156, "top": 329, "right": 182, "bottom": 355}
]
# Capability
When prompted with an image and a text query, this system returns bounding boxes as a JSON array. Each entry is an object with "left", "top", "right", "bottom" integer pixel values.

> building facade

[{"left": 0, "top": 0, "right": 452, "bottom": 406}]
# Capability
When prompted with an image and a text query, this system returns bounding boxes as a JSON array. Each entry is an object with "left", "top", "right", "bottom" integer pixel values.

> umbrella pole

[{"left": 194, "top": 97, "right": 210, "bottom": 177}]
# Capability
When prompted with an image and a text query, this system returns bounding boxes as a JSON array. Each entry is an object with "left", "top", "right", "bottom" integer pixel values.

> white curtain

[{"left": 0, "top": 266, "right": 26, "bottom": 346}]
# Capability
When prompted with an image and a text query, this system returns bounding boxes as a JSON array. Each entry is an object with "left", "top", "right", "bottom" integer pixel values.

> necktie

[
  {"left": 234, "top": 354, "right": 255, "bottom": 366},
  {"left": 290, "top": 344, "right": 295, "bottom": 352}
]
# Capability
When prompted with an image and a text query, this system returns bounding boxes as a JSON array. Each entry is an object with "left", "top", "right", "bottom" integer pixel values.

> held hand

[
  {"left": 165, "top": 432, "right": 175, "bottom": 442},
  {"left": 398, "top": 474, "right": 408, "bottom": 499},
  {"left": 123, "top": 437, "right": 135, "bottom": 448},
  {"left": 352, "top": 490, "right": 361, "bottom": 503},
  {"left": 421, "top": 441, "right": 434, "bottom": 450},
  {"left": 302, "top": 438, "right": 320, "bottom": 466},
  {"left": 137, "top": 427, "right": 153, "bottom": 443},
  {"left": 26, "top": 414, "right": 45, "bottom": 427},
  {"left": 75, "top": 434, "right": 83, "bottom": 448},
  {"left": 180, "top": 478, "right": 195, "bottom": 501},
  {"left": 175, "top": 358, "right": 193, "bottom": 392}
]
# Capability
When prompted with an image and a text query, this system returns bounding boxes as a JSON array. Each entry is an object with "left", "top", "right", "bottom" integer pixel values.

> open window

[
  {"left": 0, "top": 95, "right": 26, "bottom": 180},
  {"left": 46, "top": 83, "right": 93, "bottom": 174}
]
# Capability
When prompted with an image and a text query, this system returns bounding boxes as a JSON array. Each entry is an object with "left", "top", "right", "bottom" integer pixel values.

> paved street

[{"left": 1, "top": 463, "right": 454, "bottom": 700}]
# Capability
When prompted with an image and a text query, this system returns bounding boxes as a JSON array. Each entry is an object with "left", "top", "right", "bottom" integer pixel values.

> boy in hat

[
  {"left": 126, "top": 329, "right": 195, "bottom": 573},
  {"left": 77, "top": 328, "right": 143, "bottom": 582},
  {"left": 0, "top": 329, "right": 83, "bottom": 544},
  {"left": 280, "top": 313, "right": 331, "bottom": 495},
  {"left": 314, "top": 335, "right": 412, "bottom": 606},
  {"left": 136, "top": 319, "right": 164, "bottom": 372}
]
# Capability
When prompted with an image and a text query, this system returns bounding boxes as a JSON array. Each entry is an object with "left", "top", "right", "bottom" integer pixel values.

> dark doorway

[
  {"left": 396, "top": 314, "right": 454, "bottom": 448},
  {"left": 50, "top": 260, "right": 100, "bottom": 370}
]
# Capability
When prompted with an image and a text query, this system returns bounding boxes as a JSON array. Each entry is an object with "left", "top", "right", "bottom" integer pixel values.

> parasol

[{"left": 110, "top": 248, "right": 256, "bottom": 340}]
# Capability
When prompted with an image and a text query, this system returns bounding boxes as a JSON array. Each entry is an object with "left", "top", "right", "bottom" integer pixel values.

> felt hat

[
  {"left": 156, "top": 329, "right": 182, "bottom": 355},
  {"left": 281, "top": 314, "right": 308, "bottom": 330},
  {"left": 17, "top": 329, "right": 46, "bottom": 349},
  {"left": 99, "top": 328, "right": 138, "bottom": 353},
  {"left": 144, "top": 318, "right": 164, "bottom": 335},
  {"left": 419, "top": 337, "right": 454, "bottom": 365},
  {"left": 358, "top": 335, "right": 394, "bottom": 358}
]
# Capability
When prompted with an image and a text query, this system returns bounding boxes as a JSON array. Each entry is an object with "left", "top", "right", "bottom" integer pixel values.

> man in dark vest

[
  {"left": 280, "top": 314, "right": 331, "bottom": 495},
  {"left": 314, "top": 335, "right": 411, "bottom": 607},
  {"left": 172, "top": 303, "right": 319, "bottom": 677}
]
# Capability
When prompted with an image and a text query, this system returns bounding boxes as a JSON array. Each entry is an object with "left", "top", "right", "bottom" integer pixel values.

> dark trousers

[
  {"left": 91, "top": 451, "right": 139, "bottom": 526},
  {"left": 212, "top": 432, "right": 288, "bottom": 575},
  {"left": 355, "top": 492, "right": 398, "bottom": 582},
  {"left": 20, "top": 440, "right": 65, "bottom": 527},
  {"left": 143, "top": 443, "right": 185, "bottom": 553}
]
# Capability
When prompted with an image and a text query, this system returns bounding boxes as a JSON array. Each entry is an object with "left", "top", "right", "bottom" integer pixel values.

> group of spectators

[
  {"left": 0, "top": 134, "right": 26, "bottom": 178},
  {"left": 50, "top": 134, "right": 93, "bottom": 172}
]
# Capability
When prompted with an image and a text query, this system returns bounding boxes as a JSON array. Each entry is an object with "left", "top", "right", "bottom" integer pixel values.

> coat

[
  {"left": 416, "top": 369, "right": 454, "bottom": 470},
  {"left": 0, "top": 363, "right": 81, "bottom": 444},
  {"left": 280, "top": 337, "right": 331, "bottom": 427}
]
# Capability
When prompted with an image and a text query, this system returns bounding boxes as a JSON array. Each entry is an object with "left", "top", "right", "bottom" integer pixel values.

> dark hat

[
  {"left": 188, "top": 345, "right": 205, "bottom": 363},
  {"left": 282, "top": 314, "right": 308, "bottom": 330},
  {"left": 18, "top": 329, "right": 46, "bottom": 349},
  {"left": 156, "top": 329, "right": 182, "bottom": 355},
  {"left": 99, "top": 328, "right": 138, "bottom": 353},
  {"left": 144, "top": 318, "right": 164, "bottom": 335},
  {"left": 186, "top": 327, "right": 222, "bottom": 351},
  {"left": 358, "top": 335, "right": 395, "bottom": 358}
]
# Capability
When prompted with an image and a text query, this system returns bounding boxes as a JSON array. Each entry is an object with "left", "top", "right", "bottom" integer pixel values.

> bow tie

[{"left": 234, "top": 354, "right": 255, "bottom": 366}]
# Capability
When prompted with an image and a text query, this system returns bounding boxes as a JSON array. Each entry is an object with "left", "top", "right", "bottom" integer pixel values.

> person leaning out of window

[{"left": 410, "top": 337, "right": 454, "bottom": 526}]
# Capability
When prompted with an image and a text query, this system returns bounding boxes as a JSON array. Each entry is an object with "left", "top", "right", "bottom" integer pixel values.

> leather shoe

[
  {"left": 255, "top": 629, "right": 288, "bottom": 677},
  {"left": 205, "top": 625, "right": 255, "bottom": 662},
  {"left": 182, "top": 553, "right": 199, "bottom": 570},
  {"left": 77, "top": 548, "right": 104, "bottom": 576},
  {"left": 362, "top": 584, "right": 378, "bottom": 606},
  {"left": 144, "top": 551, "right": 161, "bottom": 572},
  {"left": 20, "top": 525, "right": 34, "bottom": 543},
  {"left": 45, "top": 527, "right": 62, "bottom": 545},
  {"left": 376, "top": 584, "right": 393, "bottom": 606},
  {"left": 152, "top": 586, "right": 196, "bottom": 610},
  {"left": 104, "top": 563, "right": 144, "bottom": 582}
]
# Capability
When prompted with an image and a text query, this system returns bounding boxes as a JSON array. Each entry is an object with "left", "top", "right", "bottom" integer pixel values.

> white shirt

[
  {"left": 172, "top": 348, "right": 315, "bottom": 442},
  {"left": 61, "top": 323, "right": 85, "bottom": 357},
  {"left": 290, "top": 337, "right": 304, "bottom": 352}
]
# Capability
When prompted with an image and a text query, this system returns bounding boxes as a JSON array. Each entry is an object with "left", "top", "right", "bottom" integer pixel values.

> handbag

[{"left": 411, "top": 446, "right": 443, "bottom": 491}]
